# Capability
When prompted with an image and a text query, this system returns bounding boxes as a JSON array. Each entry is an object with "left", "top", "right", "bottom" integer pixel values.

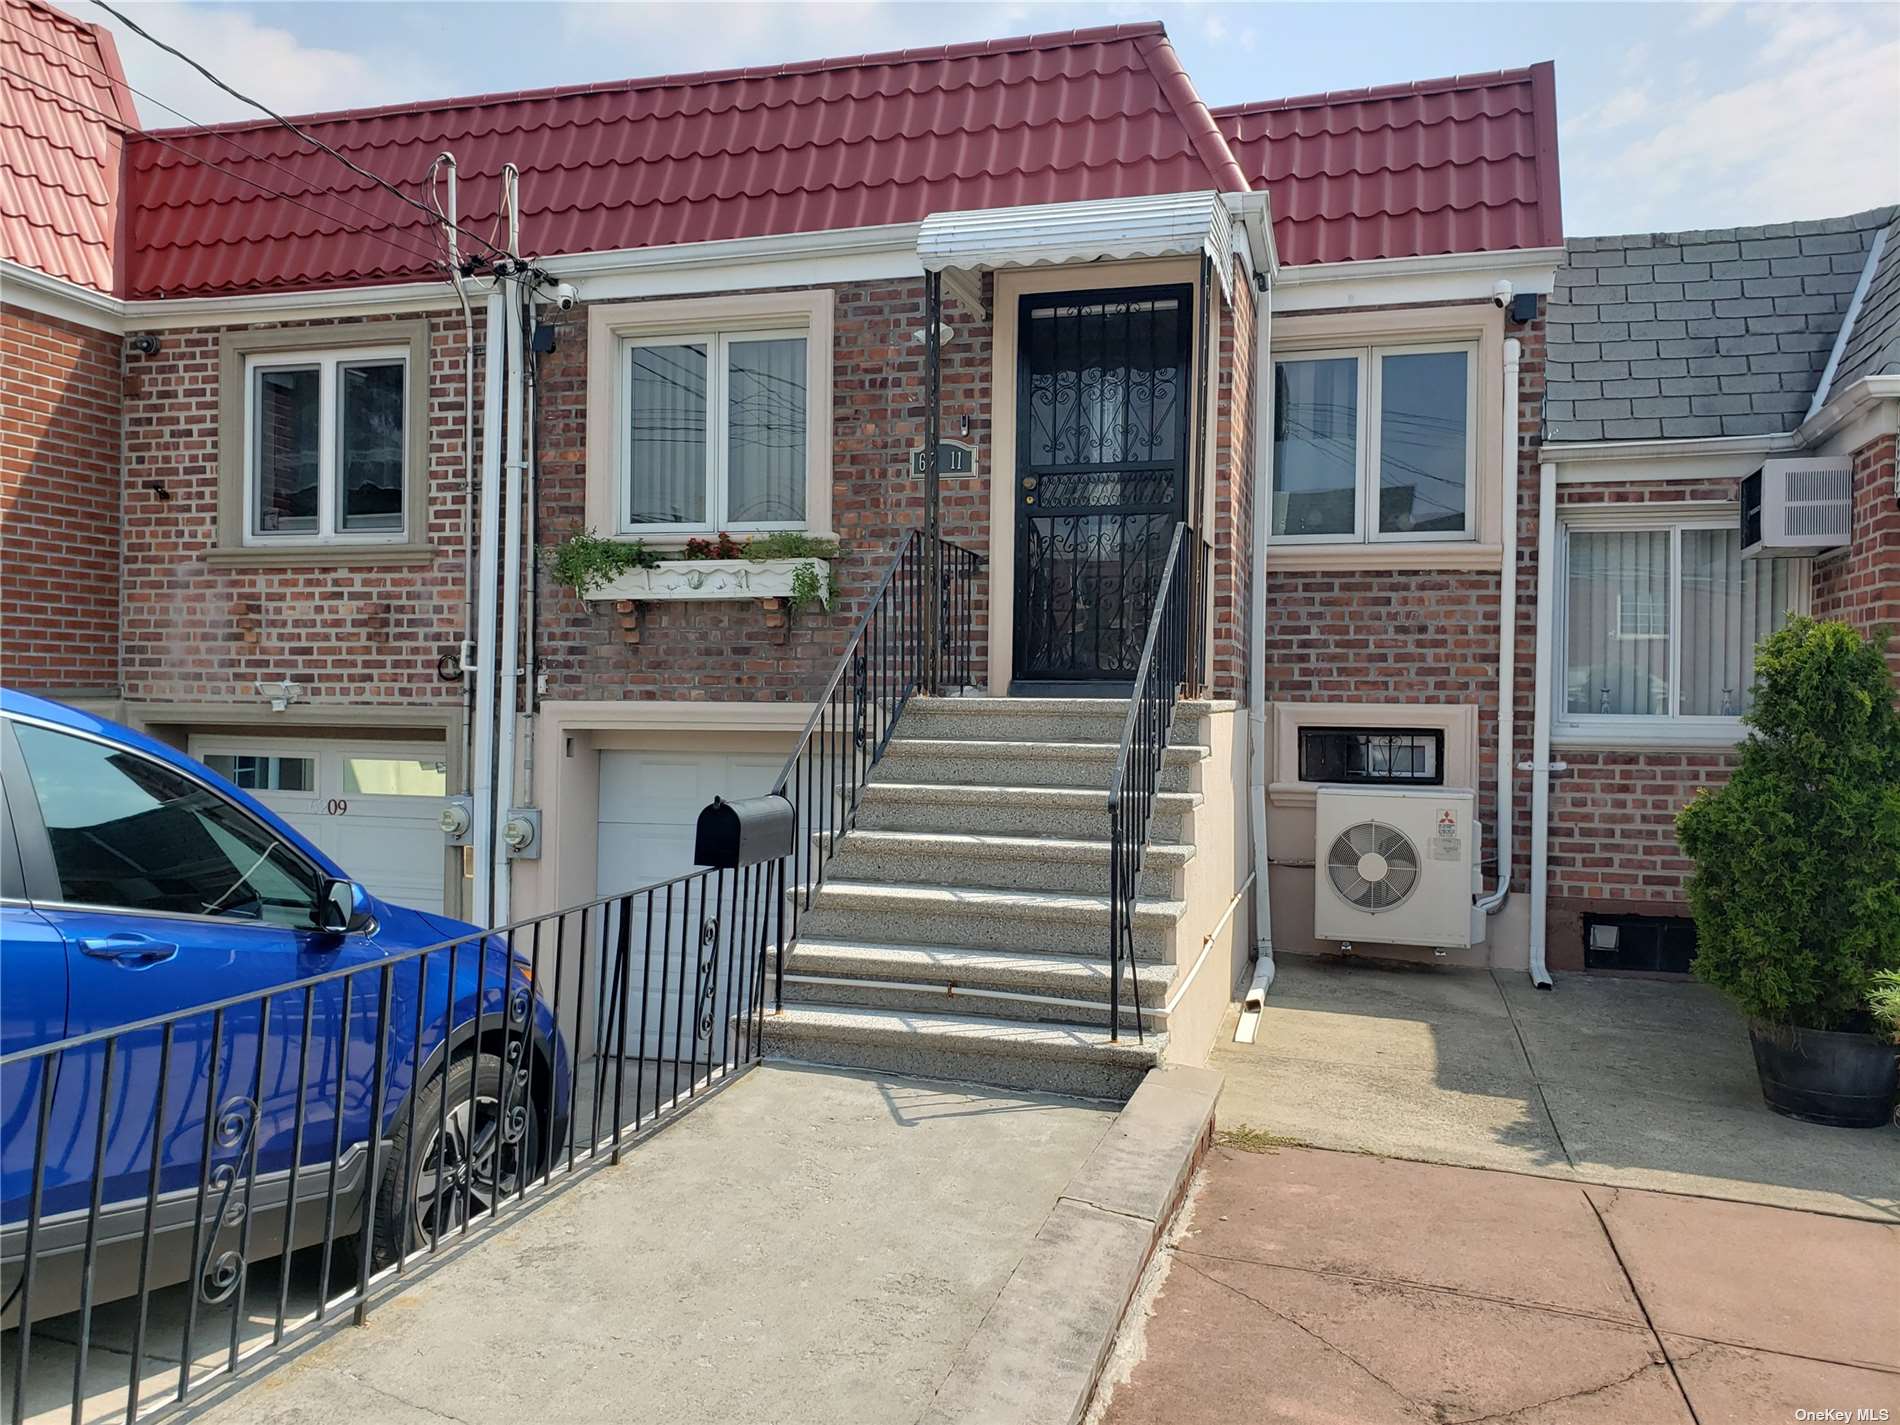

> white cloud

[
  {"left": 1563, "top": 2, "right": 1900, "bottom": 234},
  {"left": 93, "top": 2, "right": 447, "bottom": 128}
]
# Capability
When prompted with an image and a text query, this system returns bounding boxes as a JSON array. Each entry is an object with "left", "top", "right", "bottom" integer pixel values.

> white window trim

[
  {"left": 1270, "top": 340, "right": 1479, "bottom": 545},
  {"left": 586, "top": 290, "right": 835, "bottom": 546},
  {"left": 242, "top": 344, "right": 411, "bottom": 547},
  {"left": 618, "top": 327, "right": 812, "bottom": 537},
  {"left": 1554, "top": 510, "right": 1811, "bottom": 748}
]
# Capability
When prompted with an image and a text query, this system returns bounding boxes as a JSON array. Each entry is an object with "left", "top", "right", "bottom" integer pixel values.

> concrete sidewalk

[
  {"left": 189, "top": 1065, "right": 1118, "bottom": 1425},
  {"left": 1095, "top": 1144, "right": 1900, "bottom": 1425},
  {"left": 1213, "top": 957, "right": 1899, "bottom": 1220}
]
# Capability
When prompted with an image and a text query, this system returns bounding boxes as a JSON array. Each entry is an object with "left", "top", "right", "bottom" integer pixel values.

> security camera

[
  {"left": 1492, "top": 279, "right": 1514, "bottom": 310},
  {"left": 539, "top": 280, "right": 579, "bottom": 311}
]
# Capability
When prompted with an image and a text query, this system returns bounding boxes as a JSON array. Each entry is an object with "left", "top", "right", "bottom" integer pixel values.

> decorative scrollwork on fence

[
  {"left": 695, "top": 914, "right": 720, "bottom": 1039},
  {"left": 198, "top": 1094, "right": 259, "bottom": 1305}
]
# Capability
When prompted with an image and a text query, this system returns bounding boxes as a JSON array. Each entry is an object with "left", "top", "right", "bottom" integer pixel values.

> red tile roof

[
  {"left": 1214, "top": 63, "right": 1563, "bottom": 267},
  {"left": 0, "top": 0, "right": 135, "bottom": 293},
  {"left": 121, "top": 23, "right": 1250, "bottom": 300}
]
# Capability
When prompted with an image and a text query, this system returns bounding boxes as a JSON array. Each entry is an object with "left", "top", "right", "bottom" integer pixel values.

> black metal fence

[
  {"left": 1106, "top": 522, "right": 1208, "bottom": 1042},
  {"left": 0, "top": 858, "right": 781, "bottom": 1425},
  {"left": 772, "top": 530, "right": 984, "bottom": 974}
]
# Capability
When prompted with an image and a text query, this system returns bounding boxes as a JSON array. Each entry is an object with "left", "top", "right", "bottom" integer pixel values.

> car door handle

[{"left": 77, "top": 934, "right": 180, "bottom": 967}]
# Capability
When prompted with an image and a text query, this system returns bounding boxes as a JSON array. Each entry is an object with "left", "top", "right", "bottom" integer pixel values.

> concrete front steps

[{"left": 764, "top": 696, "right": 1216, "bottom": 1100}]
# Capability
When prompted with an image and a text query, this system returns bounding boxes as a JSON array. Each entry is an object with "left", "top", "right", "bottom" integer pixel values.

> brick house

[
  {"left": 1537, "top": 210, "right": 1900, "bottom": 973},
  {"left": 53, "top": 2, "right": 1897, "bottom": 1087}
]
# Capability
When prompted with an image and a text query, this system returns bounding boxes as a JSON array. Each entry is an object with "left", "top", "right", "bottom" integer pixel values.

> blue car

[{"left": 0, "top": 690, "right": 571, "bottom": 1325}]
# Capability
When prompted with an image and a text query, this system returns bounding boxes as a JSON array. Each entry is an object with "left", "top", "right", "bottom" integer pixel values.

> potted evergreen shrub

[{"left": 1677, "top": 617, "right": 1900, "bottom": 1128}]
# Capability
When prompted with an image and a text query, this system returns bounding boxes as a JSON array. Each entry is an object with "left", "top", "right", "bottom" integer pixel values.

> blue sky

[{"left": 94, "top": 1, "right": 1899, "bottom": 238}]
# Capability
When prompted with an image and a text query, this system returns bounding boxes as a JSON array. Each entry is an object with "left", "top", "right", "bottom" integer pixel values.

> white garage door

[
  {"left": 192, "top": 737, "right": 449, "bottom": 916},
  {"left": 595, "top": 748, "right": 782, "bottom": 1062}
]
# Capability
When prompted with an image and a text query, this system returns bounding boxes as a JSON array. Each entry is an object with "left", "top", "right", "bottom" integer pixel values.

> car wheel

[{"left": 373, "top": 1051, "right": 540, "bottom": 1267}]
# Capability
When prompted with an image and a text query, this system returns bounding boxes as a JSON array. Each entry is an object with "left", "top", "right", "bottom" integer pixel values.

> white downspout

[
  {"left": 1239, "top": 270, "right": 1275, "bottom": 1037},
  {"left": 1477, "top": 336, "right": 1522, "bottom": 916},
  {"left": 471, "top": 284, "right": 506, "bottom": 925},
  {"left": 1525, "top": 457, "right": 1558, "bottom": 989},
  {"left": 492, "top": 166, "right": 525, "bottom": 927}
]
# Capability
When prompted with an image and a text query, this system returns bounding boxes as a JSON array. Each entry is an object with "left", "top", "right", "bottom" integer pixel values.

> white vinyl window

[
  {"left": 244, "top": 348, "right": 408, "bottom": 543},
  {"left": 1559, "top": 519, "right": 1809, "bottom": 740},
  {"left": 1271, "top": 343, "right": 1477, "bottom": 543},
  {"left": 620, "top": 330, "right": 809, "bottom": 534}
]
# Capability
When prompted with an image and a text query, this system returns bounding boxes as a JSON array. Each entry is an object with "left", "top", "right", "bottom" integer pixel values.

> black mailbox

[{"left": 694, "top": 793, "right": 796, "bottom": 869}]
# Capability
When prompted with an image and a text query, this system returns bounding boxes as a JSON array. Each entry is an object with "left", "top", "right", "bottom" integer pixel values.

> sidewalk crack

[
  {"left": 1174, "top": 1254, "right": 1431, "bottom": 1419},
  {"left": 340, "top": 1370, "right": 476, "bottom": 1424},
  {"left": 1583, "top": 1187, "right": 1703, "bottom": 1425}
]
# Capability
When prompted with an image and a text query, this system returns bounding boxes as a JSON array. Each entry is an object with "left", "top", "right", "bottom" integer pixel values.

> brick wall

[
  {"left": 1, "top": 303, "right": 123, "bottom": 695},
  {"left": 118, "top": 311, "right": 470, "bottom": 712},
  {"left": 1210, "top": 262, "right": 1255, "bottom": 697},
  {"left": 1812, "top": 432, "right": 1899, "bottom": 683},
  {"left": 533, "top": 277, "right": 994, "bottom": 703}
]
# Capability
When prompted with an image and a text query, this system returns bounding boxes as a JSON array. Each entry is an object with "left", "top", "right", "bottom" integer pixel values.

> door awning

[{"left": 918, "top": 191, "right": 1235, "bottom": 311}]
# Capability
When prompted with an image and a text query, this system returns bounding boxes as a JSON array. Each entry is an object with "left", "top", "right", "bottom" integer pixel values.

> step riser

[
  {"left": 821, "top": 844, "right": 1180, "bottom": 899},
  {"left": 761, "top": 1021, "right": 1154, "bottom": 1100},
  {"left": 797, "top": 901, "right": 1174, "bottom": 961},
  {"left": 873, "top": 749, "right": 1199, "bottom": 792},
  {"left": 899, "top": 706, "right": 1209, "bottom": 747},
  {"left": 853, "top": 796, "right": 1192, "bottom": 844},
  {"left": 784, "top": 946, "right": 1172, "bottom": 1009},
  {"left": 781, "top": 977, "right": 1160, "bottom": 1031}
]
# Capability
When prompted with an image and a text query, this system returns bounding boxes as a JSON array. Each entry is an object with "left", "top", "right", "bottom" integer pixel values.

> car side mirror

[{"left": 318, "top": 878, "right": 376, "bottom": 935}]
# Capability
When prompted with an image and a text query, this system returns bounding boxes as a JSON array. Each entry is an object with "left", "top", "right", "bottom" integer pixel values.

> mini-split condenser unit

[
  {"left": 1740, "top": 458, "right": 1852, "bottom": 558},
  {"left": 1314, "top": 786, "right": 1484, "bottom": 950}
]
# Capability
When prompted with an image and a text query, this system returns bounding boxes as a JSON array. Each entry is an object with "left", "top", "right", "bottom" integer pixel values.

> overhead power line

[
  {"left": 1, "top": 11, "right": 458, "bottom": 274},
  {"left": 89, "top": 0, "right": 509, "bottom": 266},
  {"left": 0, "top": 59, "right": 455, "bottom": 278}
]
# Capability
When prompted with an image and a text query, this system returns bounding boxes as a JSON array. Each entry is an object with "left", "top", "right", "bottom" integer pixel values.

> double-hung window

[
  {"left": 1272, "top": 344, "right": 1477, "bottom": 542},
  {"left": 244, "top": 348, "right": 408, "bottom": 543},
  {"left": 620, "top": 330, "right": 810, "bottom": 533},
  {"left": 1559, "top": 518, "right": 1808, "bottom": 737}
]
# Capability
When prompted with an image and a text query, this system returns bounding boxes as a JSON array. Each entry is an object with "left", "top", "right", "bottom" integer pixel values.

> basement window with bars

[
  {"left": 1298, "top": 728, "right": 1444, "bottom": 786},
  {"left": 244, "top": 348, "right": 409, "bottom": 543}
]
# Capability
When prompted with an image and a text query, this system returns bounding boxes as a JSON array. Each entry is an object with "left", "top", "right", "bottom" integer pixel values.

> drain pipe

[
  {"left": 492, "top": 166, "right": 525, "bottom": 928},
  {"left": 1241, "top": 272, "right": 1275, "bottom": 1026},
  {"left": 1476, "top": 336, "right": 1522, "bottom": 918},
  {"left": 1525, "top": 457, "right": 1559, "bottom": 989},
  {"left": 471, "top": 282, "right": 506, "bottom": 925}
]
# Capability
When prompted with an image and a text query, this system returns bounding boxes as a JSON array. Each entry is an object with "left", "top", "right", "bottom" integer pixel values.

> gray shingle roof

[
  {"left": 1828, "top": 212, "right": 1900, "bottom": 396},
  {"left": 1544, "top": 206, "right": 1895, "bottom": 443}
]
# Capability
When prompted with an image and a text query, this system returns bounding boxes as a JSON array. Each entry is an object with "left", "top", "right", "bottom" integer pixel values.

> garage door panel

[{"left": 593, "top": 748, "right": 786, "bottom": 1064}]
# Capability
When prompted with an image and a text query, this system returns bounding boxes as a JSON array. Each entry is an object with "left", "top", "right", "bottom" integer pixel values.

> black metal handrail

[
  {"left": 1, "top": 858, "right": 781, "bottom": 1425},
  {"left": 769, "top": 528, "right": 983, "bottom": 1002},
  {"left": 1105, "top": 523, "right": 1209, "bottom": 1042}
]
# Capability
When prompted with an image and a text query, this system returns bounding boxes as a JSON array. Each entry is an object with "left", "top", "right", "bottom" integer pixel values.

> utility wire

[
  {"left": 1, "top": 11, "right": 461, "bottom": 272},
  {"left": 0, "top": 59, "right": 454, "bottom": 276},
  {"left": 89, "top": 0, "right": 509, "bottom": 264}
]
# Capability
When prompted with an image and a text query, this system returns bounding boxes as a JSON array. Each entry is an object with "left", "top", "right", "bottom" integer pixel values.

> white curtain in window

[
  {"left": 626, "top": 343, "right": 707, "bottom": 525},
  {"left": 1682, "top": 529, "right": 1797, "bottom": 716},
  {"left": 726, "top": 337, "right": 807, "bottom": 523},
  {"left": 1566, "top": 529, "right": 1670, "bottom": 715}
]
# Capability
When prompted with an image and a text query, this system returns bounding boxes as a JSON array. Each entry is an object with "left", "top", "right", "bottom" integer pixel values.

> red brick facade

[
  {"left": 116, "top": 312, "right": 471, "bottom": 713},
  {"left": 1, "top": 303, "right": 123, "bottom": 695},
  {"left": 1813, "top": 432, "right": 1899, "bottom": 682}
]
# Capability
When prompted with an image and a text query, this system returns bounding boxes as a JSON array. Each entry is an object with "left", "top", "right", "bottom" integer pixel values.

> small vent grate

[{"left": 1326, "top": 820, "right": 1421, "bottom": 911}]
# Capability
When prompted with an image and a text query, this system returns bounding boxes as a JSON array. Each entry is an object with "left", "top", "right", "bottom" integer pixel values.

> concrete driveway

[{"left": 1211, "top": 956, "right": 1898, "bottom": 1221}]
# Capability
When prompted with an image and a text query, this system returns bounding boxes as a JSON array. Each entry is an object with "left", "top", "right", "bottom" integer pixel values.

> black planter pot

[{"left": 1748, "top": 1023, "right": 1900, "bottom": 1128}]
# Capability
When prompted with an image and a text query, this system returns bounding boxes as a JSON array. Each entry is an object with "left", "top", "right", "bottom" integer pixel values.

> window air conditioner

[
  {"left": 1314, "top": 786, "right": 1484, "bottom": 950},
  {"left": 1740, "top": 458, "right": 1852, "bottom": 558}
]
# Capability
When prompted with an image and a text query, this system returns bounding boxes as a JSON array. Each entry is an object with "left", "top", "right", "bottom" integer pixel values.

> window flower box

[{"left": 582, "top": 557, "right": 831, "bottom": 608}]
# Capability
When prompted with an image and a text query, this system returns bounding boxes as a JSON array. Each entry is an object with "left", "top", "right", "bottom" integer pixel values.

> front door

[{"left": 1014, "top": 284, "right": 1193, "bottom": 690}]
